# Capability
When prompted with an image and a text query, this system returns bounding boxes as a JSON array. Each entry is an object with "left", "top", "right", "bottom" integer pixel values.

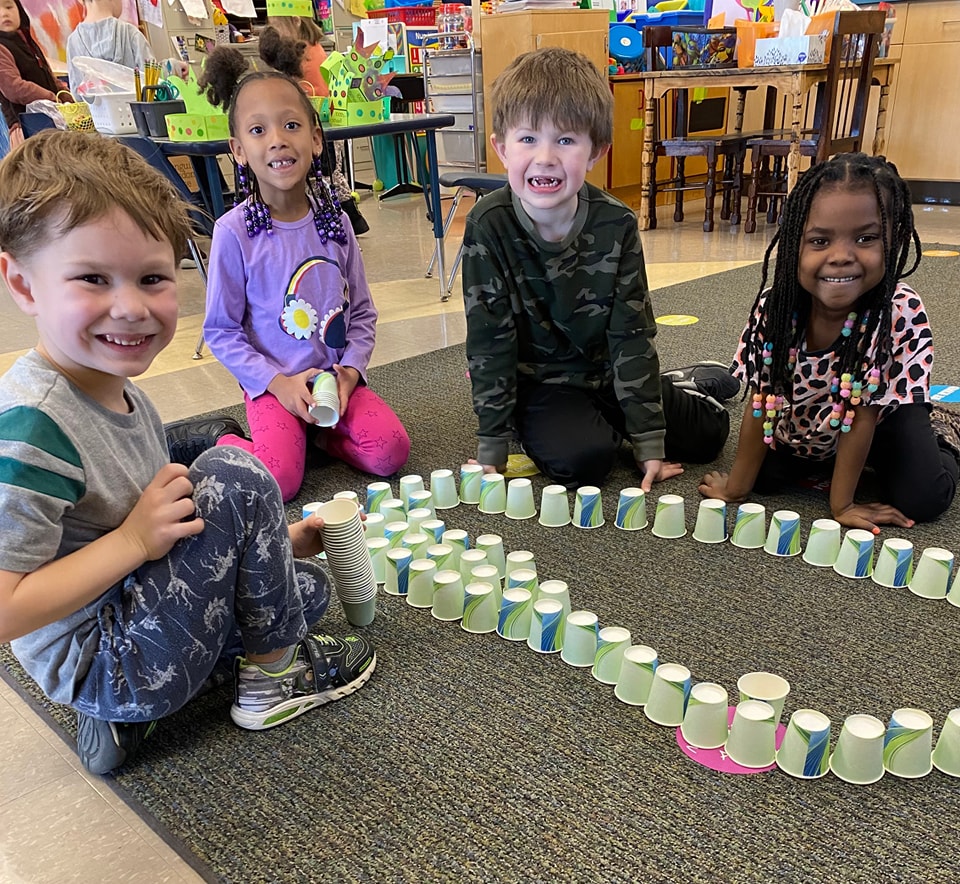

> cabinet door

[{"left": 610, "top": 81, "right": 645, "bottom": 189}]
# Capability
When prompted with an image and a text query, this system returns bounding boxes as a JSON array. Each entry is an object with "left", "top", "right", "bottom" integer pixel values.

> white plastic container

[{"left": 85, "top": 91, "right": 138, "bottom": 134}]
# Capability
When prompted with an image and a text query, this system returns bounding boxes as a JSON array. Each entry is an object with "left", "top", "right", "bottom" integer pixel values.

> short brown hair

[
  {"left": 491, "top": 47, "right": 613, "bottom": 149},
  {"left": 0, "top": 130, "right": 191, "bottom": 262}
]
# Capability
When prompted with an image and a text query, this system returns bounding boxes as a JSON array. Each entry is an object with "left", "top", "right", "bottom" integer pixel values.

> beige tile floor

[{"left": 1, "top": 189, "right": 957, "bottom": 882}]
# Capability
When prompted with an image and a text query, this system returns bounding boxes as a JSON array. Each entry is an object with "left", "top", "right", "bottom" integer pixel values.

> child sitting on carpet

[
  {"left": 199, "top": 48, "right": 409, "bottom": 503},
  {"left": 0, "top": 131, "right": 376, "bottom": 776},
  {"left": 462, "top": 47, "right": 732, "bottom": 490},
  {"left": 700, "top": 152, "right": 960, "bottom": 531}
]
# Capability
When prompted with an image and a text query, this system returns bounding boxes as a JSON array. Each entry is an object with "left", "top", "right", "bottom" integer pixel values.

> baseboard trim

[{"left": 906, "top": 179, "right": 960, "bottom": 207}]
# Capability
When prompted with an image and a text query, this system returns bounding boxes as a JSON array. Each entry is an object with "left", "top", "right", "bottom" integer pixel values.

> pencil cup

[
  {"left": 679, "top": 682, "right": 728, "bottom": 749},
  {"left": 407, "top": 559, "right": 437, "bottom": 609},
  {"left": 430, "top": 469, "right": 459, "bottom": 510},
  {"left": 505, "top": 550, "right": 537, "bottom": 580},
  {"left": 833, "top": 529, "right": 876, "bottom": 579},
  {"left": 462, "top": 582, "right": 498, "bottom": 634},
  {"left": 932, "top": 708, "right": 960, "bottom": 777},
  {"left": 763, "top": 510, "right": 802, "bottom": 557},
  {"left": 459, "top": 548, "right": 489, "bottom": 584},
  {"left": 614, "top": 645, "right": 660, "bottom": 707},
  {"left": 737, "top": 671, "right": 790, "bottom": 724},
  {"left": 380, "top": 499, "right": 406, "bottom": 525},
  {"left": 909, "top": 547, "right": 955, "bottom": 600},
  {"left": 802, "top": 518, "right": 842, "bottom": 567},
  {"left": 538, "top": 579, "right": 571, "bottom": 617},
  {"left": 309, "top": 371, "right": 339, "bottom": 427},
  {"left": 398, "top": 474, "right": 424, "bottom": 511},
  {"left": 526, "top": 599, "right": 564, "bottom": 654},
  {"left": 497, "top": 588, "right": 533, "bottom": 641},
  {"left": 872, "top": 538, "right": 915, "bottom": 588},
  {"left": 478, "top": 473, "right": 507, "bottom": 514},
  {"left": 615, "top": 487, "right": 647, "bottom": 531},
  {"left": 383, "top": 521, "right": 409, "bottom": 549},
  {"left": 573, "top": 486, "right": 604, "bottom": 529},
  {"left": 724, "top": 700, "right": 777, "bottom": 768},
  {"left": 431, "top": 570, "right": 465, "bottom": 622},
  {"left": 692, "top": 499, "right": 727, "bottom": 544},
  {"left": 366, "top": 537, "right": 390, "bottom": 584},
  {"left": 421, "top": 519, "right": 446, "bottom": 544},
  {"left": 505, "top": 478, "right": 537, "bottom": 520},
  {"left": 560, "top": 610, "right": 600, "bottom": 668},
  {"left": 883, "top": 707, "right": 934, "bottom": 778},
  {"left": 475, "top": 533, "right": 506, "bottom": 580},
  {"left": 539, "top": 485, "right": 571, "bottom": 528},
  {"left": 365, "top": 481, "right": 392, "bottom": 514},
  {"left": 506, "top": 568, "right": 539, "bottom": 598},
  {"left": 426, "top": 543, "right": 454, "bottom": 572},
  {"left": 591, "top": 626, "right": 632, "bottom": 685},
  {"left": 830, "top": 714, "right": 886, "bottom": 785},
  {"left": 458, "top": 464, "right": 483, "bottom": 504},
  {"left": 384, "top": 548, "right": 412, "bottom": 596},
  {"left": 643, "top": 662, "right": 692, "bottom": 727},
  {"left": 776, "top": 709, "right": 832, "bottom": 779},
  {"left": 651, "top": 494, "right": 686, "bottom": 539},
  {"left": 731, "top": 502, "right": 766, "bottom": 549}
]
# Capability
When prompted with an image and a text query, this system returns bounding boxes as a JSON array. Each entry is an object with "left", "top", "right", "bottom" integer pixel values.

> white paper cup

[
  {"left": 538, "top": 579, "right": 571, "bottom": 617},
  {"left": 399, "top": 474, "right": 425, "bottom": 511},
  {"left": 426, "top": 543, "right": 454, "bottom": 572},
  {"left": 910, "top": 547, "right": 955, "bottom": 600},
  {"left": 401, "top": 531, "right": 430, "bottom": 561},
  {"left": 833, "top": 529, "right": 876, "bottom": 578},
  {"left": 430, "top": 468, "right": 459, "bottom": 510},
  {"left": 763, "top": 509, "right": 802, "bottom": 557},
  {"left": 458, "top": 464, "right": 483, "bottom": 504},
  {"left": 830, "top": 714, "right": 886, "bottom": 784},
  {"left": 692, "top": 499, "right": 727, "bottom": 544},
  {"left": 309, "top": 371, "right": 339, "bottom": 426},
  {"left": 431, "top": 570, "right": 465, "bottom": 622},
  {"left": 526, "top": 599, "right": 564, "bottom": 653},
  {"left": 407, "top": 490, "right": 434, "bottom": 517},
  {"left": 776, "top": 709, "right": 832, "bottom": 779},
  {"left": 872, "top": 538, "right": 915, "bottom": 588},
  {"left": 539, "top": 484, "right": 571, "bottom": 528},
  {"left": 380, "top": 499, "right": 406, "bottom": 525},
  {"left": 505, "top": 550, "right": 536, "bottom": 580},
  {"left": 366, "top": 537, "right": 390, "bottom": 584},
  {"left": 497, "top": 587, "right": 533, "bottom": 641},
  {"left": 441, "top": 529, "right": 470, "bottom": 569},
  {"left": 731, "top": 502, "right": 766, "bottom": 549},
  {"left": 333, "top": 490, "right": 359, "bottom": 505},
  {"left": 339, "top": 597, "right": 376, "bottom": 628},
  {"left": 933, "top": 708, "right": 960, "bottom": 777},
  {"left": 725, "top": 699, "right": 777, "bottom": 768},
  {"left": 737, "top": 671, "right": 790, "bottom": 723},
  {"left": 365, "top": 481, "right": 392, "bottom": 514},
  {"left": 592, "top": 626, "right": 632, "bottom": 685},
  {"left": 679, "top": 681, "right": 728, "bottom": 748},
  {"left": 651, "top": 494, "right": 686, "bottom": 539},
  {"left": 478, "top": 473, "right": 507, "bottom": 514},
  {"left": 302, "top": 501, "right": 322, "bottom": 520},
  {"left": 363, "top": 512, "right": 385, "bottom": 539},
  {"left": 560, "top": 610, "right": 600, "bottom": 668},
  {"left": 420, "top": 519, "right": 446, "bottom": 544},
  {"left": 504, "top": 478, "right": 537, "bottom": 520},
  {"left": 383, "top": 520, "right": 410, "bottom": 549},
  {"left": 802, "top": 518, "right": 842, "bottom": 567},
  {"left": 506, "top": 567, "right": 538, "bottom": 599},
  {"left": 643, "top": 662, "right": 692, "bottom": 727},
  {"left": 470, "top": 564, "right": 502, "bottom": 608},
  {"left": 615, "top": 487, "right": 647, "bottom": 531},
  {"left": 406, "top": 508, "right": 432, "bottom": 535},
  {"left": 475, "top": 534, "right": 506, "bottom": 581},
  {"left": 459, "top": 548, "right": 489, "bottom": 584},
  {"left": 573, "top": 485, "right": 604, "bottom": 529},
  {"left": 614, "top": 645, "right": 660, "bottom": 707},
  {"left": 462, "top": 582, "right": 498, "bottom": 634},
  {"left": 384, "top": 548, "right": 412, "bottom": 596},
  {"left": 407, "top": 559, "right": 438, "bottom": 609},
  {"left": 883, "top": 707, "right": 934, "bottom": 778}
]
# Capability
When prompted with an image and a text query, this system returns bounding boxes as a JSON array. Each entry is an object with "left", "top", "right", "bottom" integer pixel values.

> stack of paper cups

[{"left": 316, "top": 498, "right": 377, "bottom": 627}]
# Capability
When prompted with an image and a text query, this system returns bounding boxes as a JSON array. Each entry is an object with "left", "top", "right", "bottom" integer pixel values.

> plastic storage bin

[
  {"left": 427, "top": 51, "right": 474, "bottom": 77},
  {"left": 428, "top": 93, "right": 474, "bottom": 113},
  {"left": 130, "top": 100, "right": 186, "bottom": 138},
  {"left": 437, "top": 129, "right": 477, "bottom": 165},
  {"left": 86, "top": 91, "right": 138, "bottom": 134},
  {"left": 368, "top": 6, "right": 436, "bottom": 25}
]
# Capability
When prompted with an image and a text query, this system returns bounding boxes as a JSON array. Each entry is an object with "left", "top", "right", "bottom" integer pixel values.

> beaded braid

[{"left": 742, "top": 153, "right": 920, "bottom": 443}]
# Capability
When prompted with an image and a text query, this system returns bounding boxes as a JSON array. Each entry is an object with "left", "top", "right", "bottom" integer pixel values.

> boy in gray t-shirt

[{"left": 0, "top": 131, "right": 375, "bottom": 775}]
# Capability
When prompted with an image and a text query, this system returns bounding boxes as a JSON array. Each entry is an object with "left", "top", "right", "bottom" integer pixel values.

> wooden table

[{"left": 635, "top": 58, "right": 897, "bottom": 231}]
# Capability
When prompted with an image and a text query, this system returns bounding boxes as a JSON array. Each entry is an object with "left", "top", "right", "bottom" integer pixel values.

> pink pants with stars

[{"left": 218, "top": 385, "right": 411, "bottom": 503}]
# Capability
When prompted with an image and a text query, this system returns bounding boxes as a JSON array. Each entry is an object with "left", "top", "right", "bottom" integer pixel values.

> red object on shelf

[{"left": 368, "top": 6, "right": 438, "bottom": 25}]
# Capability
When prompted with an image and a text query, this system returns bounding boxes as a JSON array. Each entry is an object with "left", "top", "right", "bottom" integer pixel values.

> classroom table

[
  {"left": 633, "top": 58, "right": 897, "bottom": 231},
  {"left": 151, "top": 112, "right": 456, "bottom": 298}
]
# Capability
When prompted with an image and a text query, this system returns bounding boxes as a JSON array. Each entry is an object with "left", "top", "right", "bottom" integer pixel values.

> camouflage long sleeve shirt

[{"left": 462, "top": 183, "right": 664, "bottom": 468}]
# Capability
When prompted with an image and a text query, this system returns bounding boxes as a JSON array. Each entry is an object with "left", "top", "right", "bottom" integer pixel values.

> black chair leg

[
  {"left": 702, "top": 151, "right": 717, "bottom": 233},
  {"left": 674, "top": 157, "right": 685, "bottom": 223}
]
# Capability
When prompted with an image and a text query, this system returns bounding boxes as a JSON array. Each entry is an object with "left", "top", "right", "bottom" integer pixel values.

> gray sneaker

[
  {"left": 662, "top": 361, "right": 740, "bottom": 402},
  {"left": 76, "top": 712, "right": 157, "bottom": 775}
]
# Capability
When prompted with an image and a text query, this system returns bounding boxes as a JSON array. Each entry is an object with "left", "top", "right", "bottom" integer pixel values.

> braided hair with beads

[{"left": 742, "top": 152, "right": 920, "bottom": 440}]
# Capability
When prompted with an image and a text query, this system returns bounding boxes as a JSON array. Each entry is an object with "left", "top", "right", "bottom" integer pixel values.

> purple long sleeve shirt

[{"left": 204, "top": 203, "right": 378, "bottom": 399}]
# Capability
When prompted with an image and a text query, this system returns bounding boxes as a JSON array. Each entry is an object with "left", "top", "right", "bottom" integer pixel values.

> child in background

[
  {"left": 0, "top": 0, "right": 62, "bottom": 147},
  {"left": 200, "top": 48, "right": 409, "bottom": 503},
  {"left": 463, "top": 47, "right": 732, "bottom": 490},
  {"left": 0, "top": 131, "right": 376, "bottom": 776},
  {"left": 265, "top": 14, "right": 328, "bottom": 97},
  {"left": 65, "top": 0, "right": 150, "bottom": 94},
  {"left": 700, "top": 152, "right": 960, "bottom": 531}
]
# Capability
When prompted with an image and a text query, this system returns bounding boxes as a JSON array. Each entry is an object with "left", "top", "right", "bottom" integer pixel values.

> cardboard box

[
  {"left": 164, "top": 113, "right": 230, "bottom": 142},
  {"left": 753, "top": 34, "right": 827, "bottom": 67}
]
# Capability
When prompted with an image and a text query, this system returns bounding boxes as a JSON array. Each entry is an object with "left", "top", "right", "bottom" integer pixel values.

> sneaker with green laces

[
  {"left": 76, "top": 712, "right": 157, "bottom": 775},
  {"left": 231, "top": 634, "right": 376, "bottom": 731}
]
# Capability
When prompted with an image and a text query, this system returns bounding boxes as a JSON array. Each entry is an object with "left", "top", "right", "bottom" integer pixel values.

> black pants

[
  {"left": 753, "top": 403, "right": 958, "bottom": 523},
  {"left": 515, "top": 378, "right": 730, "bottom": 489}
]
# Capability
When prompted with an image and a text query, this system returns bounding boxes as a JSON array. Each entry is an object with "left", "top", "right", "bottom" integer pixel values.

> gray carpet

[{"left": 3, "top": 247, "right": 960, "bottom": 883}]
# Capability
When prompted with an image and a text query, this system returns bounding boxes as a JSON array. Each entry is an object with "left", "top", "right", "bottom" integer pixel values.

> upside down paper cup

[
  {"left": 909, "top": 547, "right": 955, "bottom": 600},
  {"left": 614, "top": 645, "right": 660, "bottom": 707},
  {"left": 776, "top": 709, "right": 832, "bottom": 779},
  {"left": 430, "top": 469, "right": 459, "bottom": 510},
  {"left": 478, "top": 473, "right": 507, "bottom": 514},
  {"left": 497, "top": 588, "right": 533, "bottom": 641},
  {"left": 475, "top": 534, "right": 506, "bottom": 581},
  {"left": 538, "top": 579, "right": 571, "bottom": 617},
  {"left": 833, "top": 529, "right": 876, "bottom": 579},
  {"left": 872, "top": 538, "right": 914, "bottom": 588},
  {"left": 883, "top": 707, "right": 934, "bottom": 778},
  {"left": 830, "top": 714, "right": 886, "bottom": 785},
  {"left": 592, "top": 626, "right": 631, "bottom": 685},
  {"left": 505, "top": 478, "right": 537, "bottom": 520},
  {"left": 573, "top": 485, "right": 604, "bottom": 529},
  {"left": 643, "top": 662, "right": 692, "bottom": 727},
  {"left": 737, "top": 671, "right": 790, "bottom": 724},
  {"left": 407, "top": 558, "right": 437, "bottom": 609},
  {"left": 933, "top": 708, "right": 960, "bottom": 777},
  {"left": 365, "top": 481, "right": 392, "bottom": 514},
  {"left": 539, "top": 485, "right": 571, "bottom": 528},
  {"left": 462, "top": 582, "right": 498, "bottom": 634},
  {"left": 679, "top": 682, "right": 728, "bottom": 749},
  {"left": 763, "top": 510, "right": 802, "bottom": 557},
  {"left": 692, "top": 499, "right": 727, "bottom": 544},
  {"left": 507, "top": 567, "right": 539, "bottom": 599},
  {"left": 651, "top": 494, "right": 686, "bottom": 539},
  {"left": 526, "top": 599, "right": 564, "bottom": 654},
  {"left": 458, "top": 464, "right": 483, "bottom": 504},
  {"left": 459, "top": 548, "right": 489, "bottom": 584},
  {"left": 384, "top": 547, "right": 412, "bottom": 596},
  {"left": 505, "top": 550, "right": 536, "bottom": 580},
  {"left": 725, "top": 700, "right": 777, "bottom": 768},
  {"left": 560, "top": 610, "right": 600, "bottom": 667},
  {"left": 802, "top": 518, "right": 842, "bottom": 567},
  {"left": 615, "top": 487, "right": 647, "bottom": 531},
  {"left": 431, "top": 570, "right": 464, "bottom": 622},
  {"left": 731, "top": 502, "right": 766, "bottom": 549},
  {"left": 398, "top": 474, "right": 424, "bottom": 511}
]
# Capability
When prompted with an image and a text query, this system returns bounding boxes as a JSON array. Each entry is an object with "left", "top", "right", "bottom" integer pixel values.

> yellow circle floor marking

[
  {"left": 656, "top": 314, "right": 700, "bottom": 326},
  {"left": 922, "top": 249, "right": 960, "bottom": 258}
]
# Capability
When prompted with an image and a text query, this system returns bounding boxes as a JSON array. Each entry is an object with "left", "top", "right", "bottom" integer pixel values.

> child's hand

[
  {"left": 333, "top": 364, "right": 360, "bottom": 416},
  {"left": 636, "top": 458, "right": 684, "bottom": 493},
  {"left": 290, "top": 512, "right": 325, "bottom": 558},
  {"left": 698, "top": 470, "right": 747, "bottom": 503},
  {"left": 467, "top": 457, "right": 504, "bottom": 474},
  {"left": 268, "top": 368, "right": 324, "bottom": 423},
  {"left": 832, "top": 502, "right": 915, "bottom": 534},
  {"left": 119, "top": 464, "right": 204, "bottom": 561}
]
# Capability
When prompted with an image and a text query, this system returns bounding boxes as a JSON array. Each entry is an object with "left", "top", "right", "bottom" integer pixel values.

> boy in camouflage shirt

[{"left": 462, "top": 47, "right": 731, "bottom": 489}]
